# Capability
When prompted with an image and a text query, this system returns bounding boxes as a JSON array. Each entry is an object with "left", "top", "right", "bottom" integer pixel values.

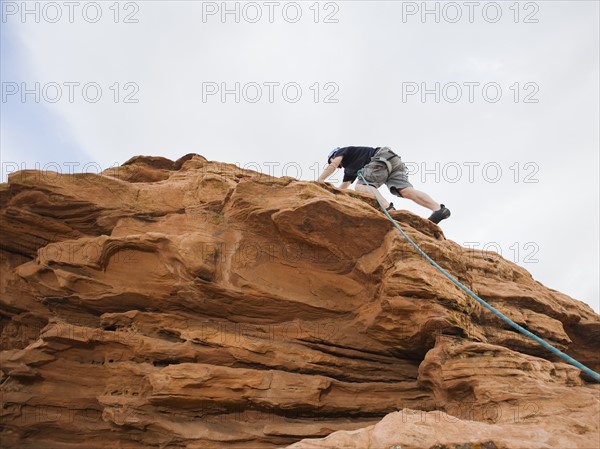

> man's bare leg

[
  {"left": 355, "top": 183, "right": 390, "bottom": 209},
  {"left": 398, "top": 187, "right": 440, "bottom": 211}
]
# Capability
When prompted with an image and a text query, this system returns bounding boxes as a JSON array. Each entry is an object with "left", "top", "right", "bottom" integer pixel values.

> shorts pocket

[{"left": 363, "top": 161, "right": 388, "bottom": 185}]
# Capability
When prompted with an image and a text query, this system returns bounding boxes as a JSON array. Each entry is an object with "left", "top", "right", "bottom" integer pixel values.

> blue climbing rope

[{"left": 357, "top": 170, "right": 600, "bottom": 383}]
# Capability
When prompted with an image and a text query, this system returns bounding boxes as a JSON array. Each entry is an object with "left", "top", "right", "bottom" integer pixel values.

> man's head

[{"left": 327, "top": 147, "right": 341, "bottom": 164}]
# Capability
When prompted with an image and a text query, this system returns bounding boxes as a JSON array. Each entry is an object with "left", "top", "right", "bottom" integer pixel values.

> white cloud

[{"left": 2, "top": 0, "right": 598, "bottom": 312}]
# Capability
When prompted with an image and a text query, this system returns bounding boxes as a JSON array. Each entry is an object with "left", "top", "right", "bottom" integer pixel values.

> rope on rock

[{"left": 357, "top": 170, "right": 600, "bottom": 383}]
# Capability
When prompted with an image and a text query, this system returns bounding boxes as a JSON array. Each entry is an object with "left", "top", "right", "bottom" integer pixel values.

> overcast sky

[{"left": 1, "top": 1, "right": 598, "bottom": 312}]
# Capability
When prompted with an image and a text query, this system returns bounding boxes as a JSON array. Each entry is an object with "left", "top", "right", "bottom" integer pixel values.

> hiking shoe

[
  {"left": 386, "top": 202, "right": 395, "bottom": 211},
  {"left": 428, "top": 204, "right": 450, "bottom": 224}
]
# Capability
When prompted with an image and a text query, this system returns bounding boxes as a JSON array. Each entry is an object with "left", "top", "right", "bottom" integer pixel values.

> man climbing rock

[{"left": 317, "top": 146, "right": 451, "bottom": 224}]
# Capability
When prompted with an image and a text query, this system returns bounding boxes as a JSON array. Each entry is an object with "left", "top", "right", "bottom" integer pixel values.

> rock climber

[{"left": 317, "top": 146, "right": 451, "bottom": 224}]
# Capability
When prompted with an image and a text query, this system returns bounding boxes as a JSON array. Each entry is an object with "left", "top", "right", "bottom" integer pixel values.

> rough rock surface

[{"left": 0, "top": 154, "right": 598, "bottom": 449}]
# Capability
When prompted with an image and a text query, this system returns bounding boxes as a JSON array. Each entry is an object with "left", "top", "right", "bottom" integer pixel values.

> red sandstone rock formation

[{"left": 1, "top": 154, "right": 598, "bottom": 449}]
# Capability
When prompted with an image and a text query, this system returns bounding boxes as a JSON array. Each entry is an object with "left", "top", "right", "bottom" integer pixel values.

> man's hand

[{"left": 317, "top": 156, "right": 343, "bottom": 183}]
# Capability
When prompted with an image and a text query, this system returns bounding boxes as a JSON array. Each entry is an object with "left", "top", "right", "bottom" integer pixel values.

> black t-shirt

[{"left": 334, "top": 146, "right": 379, "bottom": 183}]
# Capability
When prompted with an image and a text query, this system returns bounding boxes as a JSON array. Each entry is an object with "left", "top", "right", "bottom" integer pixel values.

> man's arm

[
  {"left": 339, "top": 181, "right": 351, "bottom": 189},
  {"left": 317, "top": 156, "right": 343, "bottom": 183}
]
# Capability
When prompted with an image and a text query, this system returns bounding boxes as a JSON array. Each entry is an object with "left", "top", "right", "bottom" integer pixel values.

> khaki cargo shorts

[{"left": 357, "top": 147, "right": 413, "bottom": 196}]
